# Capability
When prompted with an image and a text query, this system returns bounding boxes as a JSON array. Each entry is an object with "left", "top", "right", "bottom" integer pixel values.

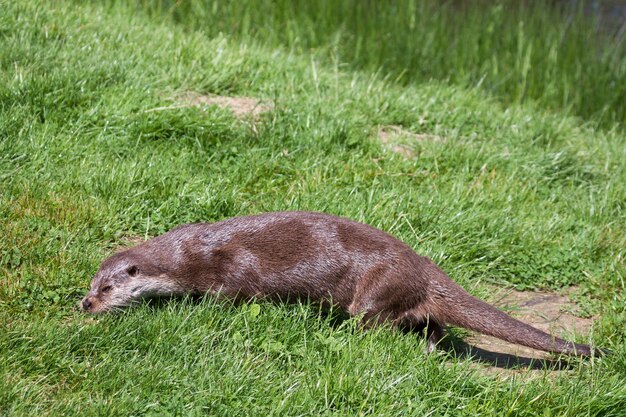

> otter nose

[{"left": 81, "top": 297, "right": 93, "bottom": 311}]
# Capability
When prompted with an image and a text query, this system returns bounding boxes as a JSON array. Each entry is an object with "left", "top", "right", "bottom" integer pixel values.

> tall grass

[{"left": 132, "top": 0, "right": 626, "bottom": 128}]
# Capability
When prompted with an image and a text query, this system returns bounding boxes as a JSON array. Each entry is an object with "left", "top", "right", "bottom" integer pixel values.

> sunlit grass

[{"left": 0, "top": 1, "right": 625, "bottom": 415}]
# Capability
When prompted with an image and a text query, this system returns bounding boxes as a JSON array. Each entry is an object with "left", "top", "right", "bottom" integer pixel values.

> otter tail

[{"left": 431, "top": 280, "right": 598, "bottom": 357}]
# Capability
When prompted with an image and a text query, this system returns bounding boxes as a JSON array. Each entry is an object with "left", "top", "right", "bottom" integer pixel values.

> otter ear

[{"left": 126, "top": 265, "right": 139, "bottom": 277}]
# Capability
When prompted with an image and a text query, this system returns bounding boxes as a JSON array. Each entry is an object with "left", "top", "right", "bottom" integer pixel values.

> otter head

[{"left": 81, "top": 251, "right": 179, "bottom": 313}]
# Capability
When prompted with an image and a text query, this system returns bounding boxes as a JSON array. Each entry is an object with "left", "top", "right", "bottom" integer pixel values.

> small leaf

[
  {"left": 261, "top": 340, "right": 284, "bottom": 353},
  {"left": 248, "top": 303, "right": 261, "bottom": 318}
]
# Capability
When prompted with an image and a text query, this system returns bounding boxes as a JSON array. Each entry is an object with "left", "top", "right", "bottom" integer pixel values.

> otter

[{"left": 82, "top": 211, "right": 599, "bottom": 356}]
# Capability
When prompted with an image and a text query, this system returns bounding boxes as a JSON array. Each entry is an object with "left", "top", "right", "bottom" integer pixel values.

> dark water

[{"left": 568, "top": 0, "right": 626, "bottom": 32}]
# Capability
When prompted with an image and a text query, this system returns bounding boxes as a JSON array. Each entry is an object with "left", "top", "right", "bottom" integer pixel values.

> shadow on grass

[{"left": 436, "top": 334, "right": 575, "bottom": 371}]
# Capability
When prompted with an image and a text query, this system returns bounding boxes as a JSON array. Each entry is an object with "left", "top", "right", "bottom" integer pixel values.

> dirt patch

[
  {"left": 180, "top": 92, "right": 273, "bottom": 119},
  {"left": 115, "top": 235, "right": 146, "bottom": 251},
  {"left": 451, "top": 286, "right": 598, "bottom": 376},
  {"left": 147, "top": 92, "right": 273, "bottom": 120},
  {"left": 377, "top": 125, "right": 444, "bottom": 158}
]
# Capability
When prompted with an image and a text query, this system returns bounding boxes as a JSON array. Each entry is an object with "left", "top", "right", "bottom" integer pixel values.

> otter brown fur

[{"left": 82, "top": 211, "right": 598, "bottom": 356}]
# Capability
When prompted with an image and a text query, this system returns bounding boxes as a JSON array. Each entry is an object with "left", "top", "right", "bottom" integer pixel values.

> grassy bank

[
  {"left": 132, "top": 0, "right": 626, "bottom": 128},
  {"left": 1, "top": 1, "right": 625, "bottom": 415}
]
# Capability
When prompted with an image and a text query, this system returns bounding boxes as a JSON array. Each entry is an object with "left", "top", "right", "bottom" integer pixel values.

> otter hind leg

[
  {"left": 349, "top": 299, "right": 446, "bottom": 354},
  {"left": 398, "top": 311, "right": 446, "bottom": 354},
  {"left": 426, "top": 322, "right": 445, "bottom": 353}
]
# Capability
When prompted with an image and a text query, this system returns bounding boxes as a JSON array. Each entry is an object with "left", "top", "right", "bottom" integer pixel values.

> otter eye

[
  {"left": 101, "top": 285, "right": 112, "bottom": 293},
  {"left": 126, "top": 266, "right": 139, "bottom": 277}
]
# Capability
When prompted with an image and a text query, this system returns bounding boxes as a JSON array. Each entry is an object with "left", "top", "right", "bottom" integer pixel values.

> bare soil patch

[
  {"left": 115, "top": 235, "right": 146, "bottom": 250},
  {"left": 147, "top": 92, "right": 273, "bottom": 119},
  {"left": 179, "top": 92, "right": 273, "bottom": 119},
  {"left": 377, "top": 125, "right": 444, "bottom": 158}
]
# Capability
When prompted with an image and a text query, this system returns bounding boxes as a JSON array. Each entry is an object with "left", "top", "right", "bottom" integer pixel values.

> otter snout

[{"left": 81, "top": 296, "right": 94, "bottom": 312}]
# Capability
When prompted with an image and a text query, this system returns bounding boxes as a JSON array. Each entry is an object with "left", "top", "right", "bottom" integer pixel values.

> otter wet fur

[{"left": 82, "top": 211, "right": 599, "bottom": 357}]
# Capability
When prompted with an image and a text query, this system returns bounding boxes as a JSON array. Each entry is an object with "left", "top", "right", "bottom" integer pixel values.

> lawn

[{"left": 1, "top": 1, "right": 625, "bottom": 415}]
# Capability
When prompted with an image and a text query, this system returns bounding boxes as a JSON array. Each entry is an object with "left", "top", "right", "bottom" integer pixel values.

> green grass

[
  {"left": 1, "top": 1, "right": 625, "bottom": 415},
  {"left": 133, "top": 0, "right": 626, "bottom": 128}
]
